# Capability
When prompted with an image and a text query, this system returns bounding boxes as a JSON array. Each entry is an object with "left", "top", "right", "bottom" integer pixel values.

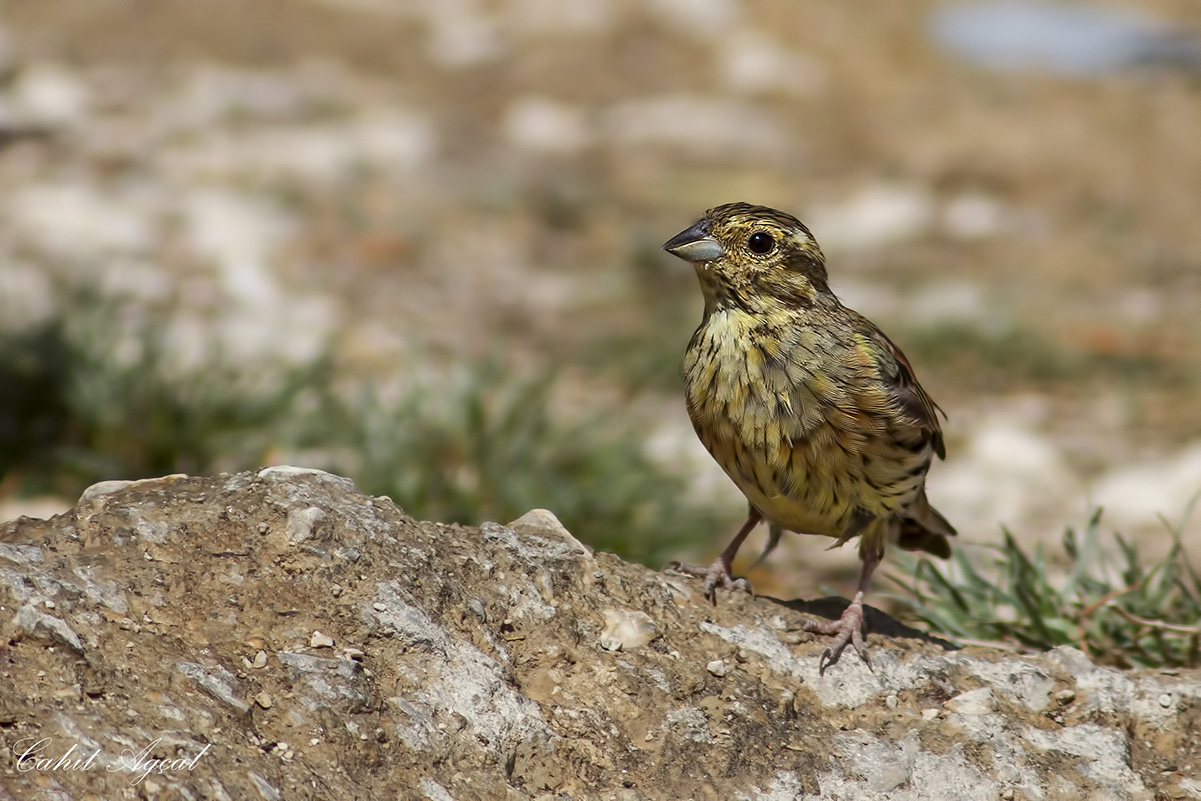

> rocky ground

[
  {"left": 1, "top": 1, "right": 1199, "bottom": 592},
  {"left": 2, "top": 468, "right": 1199, "bottom": 800}
]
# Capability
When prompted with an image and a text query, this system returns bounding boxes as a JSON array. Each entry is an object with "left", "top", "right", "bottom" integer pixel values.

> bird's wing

[{"left": 851, "top": 313, "right": 947, "bottom": 460}]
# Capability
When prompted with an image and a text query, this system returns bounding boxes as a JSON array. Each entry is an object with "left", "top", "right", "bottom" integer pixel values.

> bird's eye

[{"left": 747, "top": 231, "right": 775, "bottom": 255}]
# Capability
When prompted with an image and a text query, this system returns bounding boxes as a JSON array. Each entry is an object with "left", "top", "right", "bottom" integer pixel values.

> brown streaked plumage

[{"left": 663, "top": 201, "right": 955, "bottom": 673}]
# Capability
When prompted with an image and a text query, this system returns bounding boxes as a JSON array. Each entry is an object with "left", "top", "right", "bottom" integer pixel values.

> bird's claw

[
  {"left": 803, "top": 600, "right": 871, "bottom": 675},
  {"left": 703, "top": 574, "right": 753, "bottom": 605},
  {"left": 663, "top": 560, "right": 754, "bottom": 604},
  {"left": 816, "top": 628, "right": 872, "bottom": 676}
]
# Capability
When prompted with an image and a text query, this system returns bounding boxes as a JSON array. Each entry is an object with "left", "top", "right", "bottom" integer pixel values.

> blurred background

[{"left": 1, "top": 0, "right": 1199, "bottom": 598}]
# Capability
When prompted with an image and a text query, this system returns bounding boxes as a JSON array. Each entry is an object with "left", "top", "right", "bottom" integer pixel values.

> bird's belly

[
  {"left": 703, "top": 432, "right": 860, "bottom": 537},
  {"left": 740, "top": 475, "right": 851, "bottom": 537},
  {"left": 694, "top": 419, "right": 929, "bottom": 539}
]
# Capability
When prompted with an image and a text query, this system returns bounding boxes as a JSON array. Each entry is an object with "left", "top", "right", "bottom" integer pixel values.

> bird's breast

[
  {"left": 683, "top": 308, "right": 932, "bottom": 536},
  {"left": 684, "top": 309, "right": 827, "bottom": 440}
]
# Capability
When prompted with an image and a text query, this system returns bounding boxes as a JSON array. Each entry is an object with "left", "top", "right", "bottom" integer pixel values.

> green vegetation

[
  {"left": 0, "top": 290, "right": 718, "bottom": 566},
  {"left": 887, "top": 505, "right": 1201, "bottom": 668},
  {"left": 0, "top": 289, "right": 323, "bottom": 495}
]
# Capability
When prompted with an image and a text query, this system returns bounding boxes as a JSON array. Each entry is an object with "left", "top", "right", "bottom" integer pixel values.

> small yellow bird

[{"left": 663, "top": 202, "right": 955, "bottom": 672}]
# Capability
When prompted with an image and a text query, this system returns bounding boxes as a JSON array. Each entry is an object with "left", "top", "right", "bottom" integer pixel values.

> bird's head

[{"left": 663, "top": 202, "right": 830, "bottom": 312}]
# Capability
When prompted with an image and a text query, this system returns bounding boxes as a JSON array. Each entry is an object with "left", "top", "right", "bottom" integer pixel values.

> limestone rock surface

[{"left": 1, "top": 468, "right": 1198, "bottom": 800}]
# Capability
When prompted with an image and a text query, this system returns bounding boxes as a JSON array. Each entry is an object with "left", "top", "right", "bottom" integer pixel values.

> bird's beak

[{"left": 663, "top": 220, "right": 725, "bottom": 262}]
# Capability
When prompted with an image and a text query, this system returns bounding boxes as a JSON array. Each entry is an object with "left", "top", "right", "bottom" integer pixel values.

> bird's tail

[{"left": 896, "top": 492, "right": 956, "bottom": 559}]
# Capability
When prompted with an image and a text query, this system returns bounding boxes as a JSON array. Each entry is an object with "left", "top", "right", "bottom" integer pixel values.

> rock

[
  {"left": 0, "top": 468, "right": 1198, "bottom": 799},
  {"left": 942, "top": 192, "right": 1006, "bottom": 239},
  {"left": 945, "top": 686, "right": 995, "bottom": 715},
  {"left": 599, "top": 608, "right": 658, "bottom": 652},
  {"left": 906, "top": 280, "right": 991, "bottom": 327},
  {"left": 716, "top": 33, "right": 826, "bottom": 97},
  {"left": 78, "top": 479, "right": 136, "bottom": 502},
  {"left": 166, "top": 109, "right": 436, "bottom": 184},
  {"left": 5, "top": 182, "right": 160, "bottom": 261},
  {"left": 79, "top": 474, "right": 189, "bottom": 504},
  {"left": 506, "top": 507, "right": 581, "bottom": 545},
  {"left": 806, "top": 184, "right": 935, "bottom": 253},
  {"left": 11, "top": 602, "right": 84, "bottom": 653},
  {"left": 646, "top": 0, "right": 738, "bottom": 40},
  {"left": 502, "top": 96, "right": 592, "bottom": 155},
  {"left": 425, "top": 11, "right": 503, "bottom": 68},
  {"left": 10, "top": 62, "right": 91, "bottom": 125},
  {"left": 603, "top": 95, "right": 786, "bottom": 158},
  {"left": 1090, "top": 443, "right": 1201, "bottom": 532},
  {"left": 930, "top": 417, "right": 1079, "bottom": 539},
  {"left": 180, "top": 187, "right": 292, "bottom": 308}
]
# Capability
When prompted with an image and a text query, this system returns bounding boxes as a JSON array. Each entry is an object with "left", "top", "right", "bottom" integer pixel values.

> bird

[{"left": 662, "top": 201, "right": 955, "bottom": 673}]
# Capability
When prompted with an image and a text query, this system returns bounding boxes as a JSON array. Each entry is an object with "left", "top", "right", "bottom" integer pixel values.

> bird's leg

[
  {"left": 803, "top": 543, "right": 881, "bottom": 674},
  {"left": 665, "top": 507, "right": 762, "bottom": 603}
]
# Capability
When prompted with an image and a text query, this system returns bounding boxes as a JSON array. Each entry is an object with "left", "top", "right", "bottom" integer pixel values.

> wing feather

[{"left": 851, "top": 313, "right": 946, "bottom": 460}]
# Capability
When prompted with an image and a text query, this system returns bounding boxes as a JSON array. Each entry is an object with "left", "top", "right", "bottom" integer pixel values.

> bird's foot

[
  {"left": 663, "top": 560, "right": 753, "bottom": 604},
  {"left": 803, "top": 598, "right": 871, "bottom": 675}
]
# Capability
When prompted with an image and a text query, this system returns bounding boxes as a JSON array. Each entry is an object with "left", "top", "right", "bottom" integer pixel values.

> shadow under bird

[{"left": 662, "top": 202, "right": 956, "bottom": 673}]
